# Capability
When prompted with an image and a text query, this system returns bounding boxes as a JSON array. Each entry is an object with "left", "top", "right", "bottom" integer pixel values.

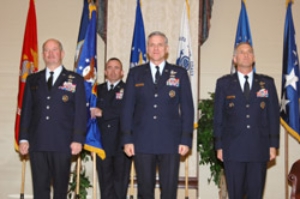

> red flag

[{"left": 14, "top": 0, "right": 38, "bottom": 151}]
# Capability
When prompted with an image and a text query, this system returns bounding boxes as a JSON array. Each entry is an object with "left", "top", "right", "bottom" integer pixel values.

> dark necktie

[
  {"left": 47, "top": 72, "right": 54, "bottom": 90},
  {"left": 110, "top": 84, "right": 114, "bottom": 91},
  {"left": 244, "top": 75, "right": 250, "bottom": 100},
  {"left": 155, "top": 66, "right": 160, "bottom": 84}
]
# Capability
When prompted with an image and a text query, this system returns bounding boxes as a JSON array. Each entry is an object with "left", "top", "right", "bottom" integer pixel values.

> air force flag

[
  {"left": 75, "top": 3, "right": 106, "bottom": 159},
  {"left": 130, "top": 0, "right": 147, "bottom": 67}
]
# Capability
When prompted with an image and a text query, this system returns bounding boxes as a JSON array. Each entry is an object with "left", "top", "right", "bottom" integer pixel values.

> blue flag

[
  {"left": 280, "top": 1, "right": 300, "bottom": 141},
  {"left": 130, "top": 0, "right": 147, "bottom": 67},
  {"left": 234, "top": 0, "right": 252, "bottom": 46},
  {"left": 75, "top": 2, "right": 106, "bottom": 159},
  {"left": 74, "top": 0, "right": 89, "bottom": 66},
  {"left": 231, "top": 0, "right": 253, "bottom": 73}
]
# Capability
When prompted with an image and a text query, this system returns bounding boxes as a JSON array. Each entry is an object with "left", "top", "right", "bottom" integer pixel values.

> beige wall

[{"left": 0, "top": 0, "right": 299, "bottom": 198}]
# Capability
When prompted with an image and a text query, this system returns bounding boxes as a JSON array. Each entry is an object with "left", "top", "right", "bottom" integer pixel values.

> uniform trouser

[
  {"left": 224, "top": 161, "right": 267, "bottom": 199},
  {"left": 30, "top": 151, "right": 72, "bottom": 199},
  {"left": 134, "top": 153, "right": 180, "bottom": 199},
  {"left": 96, "top": 152, "right": 132, "bottom": 199}
]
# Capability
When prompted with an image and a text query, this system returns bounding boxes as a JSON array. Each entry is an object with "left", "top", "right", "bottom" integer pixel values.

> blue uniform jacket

[
  {"left": 121, "top": 62, "right": 194, "bottom": 154},
  {"left": 19, "top": 67, "right": 87, "bottom": 153},
  {"left": 213, "top": 73, "right": 280, "bottom": 162},
  {"left": 96, "top": 81, "right": 125, "bottom": 157}
]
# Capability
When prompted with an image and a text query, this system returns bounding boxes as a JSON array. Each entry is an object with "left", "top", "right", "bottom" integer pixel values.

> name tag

[
  {"left": 226, "top": 95, "right": 235, "bottom": 99},
  {"left": 135, "top": 83, "right": 144, "bottom": 87}
]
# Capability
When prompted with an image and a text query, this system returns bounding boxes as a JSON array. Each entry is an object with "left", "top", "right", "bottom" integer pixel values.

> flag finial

[
  {"left": 286, "top": 0, "right": 294, "bottom": 7},
  {"left": 186, "top": 0, "right": 190, "bottom": 20}
]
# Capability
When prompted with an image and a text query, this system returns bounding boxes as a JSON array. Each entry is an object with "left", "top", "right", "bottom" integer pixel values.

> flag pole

[
  {"left": 285, "top": 130, "right": 289, "bottom": 199},
  {"left": 20, "top": 157, "right": 26, "bottom": 199},
  {"left": 129, "top": 161, "right": 135, "bottom": 199},
  {"left": 185, "top": 156, "right": 189, "bottom": 199},
  {"left": 281, "top": 1, "right": 299, "bottom": 198},
  {"left": 286, "top": 1, "right": 295, "bottom": 197},
  {"left": 93, "top": 152, "right": 97, "bottom": 199},
  {"left": 75, "top": 156, "right": 81, "bottom": 199},
  {"left": 16, "top": 0, "right": 38, "bottom": 197}
]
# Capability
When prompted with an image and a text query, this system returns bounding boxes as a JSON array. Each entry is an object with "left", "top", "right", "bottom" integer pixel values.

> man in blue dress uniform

[
  {"left": 91, "top": 57, "right": 131, "bottom": 199},
  {"left": 213, "top": 42, "right": 280, "bottom": 199},
  {"left": 121, "top": 31, "right": 194, "bottom": 199},
  {"left": 19, "top": 39, "right": 87, "bottom": 199}
]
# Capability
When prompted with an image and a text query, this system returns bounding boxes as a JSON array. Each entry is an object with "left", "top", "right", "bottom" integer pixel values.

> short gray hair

[
  {"left": 147, "top": 31, "right": 168, "bottom": 45},
  {"left": 233, "top": 42, "right": 254, "bottom": 55}
]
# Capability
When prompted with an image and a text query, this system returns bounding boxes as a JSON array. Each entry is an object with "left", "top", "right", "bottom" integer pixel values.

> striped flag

[
  {"left": 75, "top": 1, "right": 106, "bottom": 159},
  {"left": 130, "top": 0, "right": 147, "bottom": 67},
  {"left": 14, "top": 0, "right": 38, "bottom": 151},
  {"left": 231, "top": 0, "right": 253, "bottom": 73},
  {"left": 280, "top": 0, "right": 300, "bottom": 141}
]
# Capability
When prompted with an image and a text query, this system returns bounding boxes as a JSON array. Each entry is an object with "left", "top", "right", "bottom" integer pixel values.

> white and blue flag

[
  {"left": 177, "top": 0, "right": 198, "bottom": 129},
  {"left": 176, "top": 0, "right": 194, "bottom": 77}
]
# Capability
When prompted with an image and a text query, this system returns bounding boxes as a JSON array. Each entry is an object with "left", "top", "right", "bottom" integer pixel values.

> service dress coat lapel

[
  {"left": 143, "top": 65, "right": 157, "bottom": 91},
  {"left": 155, "top": 65, "right": 170, "bottom": 92},
  {"left": 230, "top": 73, "right": 245, "bottom": 101}
]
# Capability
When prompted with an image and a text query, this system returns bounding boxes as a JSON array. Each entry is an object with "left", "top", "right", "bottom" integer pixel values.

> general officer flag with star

[{"left": 280, "top": 1, "right": 300, "bottom": 141}]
